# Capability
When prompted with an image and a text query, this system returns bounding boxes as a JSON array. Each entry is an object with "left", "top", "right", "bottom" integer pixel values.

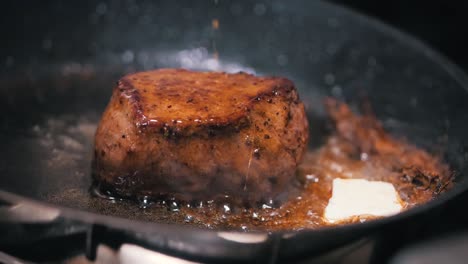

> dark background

[
  {"left": 1, "top": 1, "right": 468, "bottom": 73},
  {"left": 330, "top": 0, "right": 468, "bottom": 72}
]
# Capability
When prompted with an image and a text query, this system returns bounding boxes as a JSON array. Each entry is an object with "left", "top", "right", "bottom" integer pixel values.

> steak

[{"left": 93, "top": 69, "right": 309, "bottom": 202}]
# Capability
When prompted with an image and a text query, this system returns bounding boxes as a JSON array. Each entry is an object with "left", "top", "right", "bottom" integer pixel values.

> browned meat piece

[{"left": 93, "top": 69, "right": 309, "bottom": 202}]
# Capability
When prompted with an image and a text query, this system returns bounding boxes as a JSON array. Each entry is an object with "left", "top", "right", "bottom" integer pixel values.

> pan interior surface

[{"left": 0, "top": 1, "right": 467, "bottom": 232}]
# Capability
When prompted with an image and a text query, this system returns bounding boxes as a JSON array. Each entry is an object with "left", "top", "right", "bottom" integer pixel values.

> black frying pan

[{"left": 1, "top": 1, "right": 468, "bottom": 263}]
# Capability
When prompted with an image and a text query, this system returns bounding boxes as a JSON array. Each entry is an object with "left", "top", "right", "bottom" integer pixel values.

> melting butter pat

[{"left": 324, "top": 178, "right": 403, "bottom": 223}]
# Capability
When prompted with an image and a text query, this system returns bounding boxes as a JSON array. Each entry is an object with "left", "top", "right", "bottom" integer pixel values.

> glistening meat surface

[{"left": 93, "top": 69, "right": 309, "bottom": 202}]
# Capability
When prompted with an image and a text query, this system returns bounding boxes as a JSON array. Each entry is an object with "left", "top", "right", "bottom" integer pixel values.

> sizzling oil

[
  {"left": 47, "top": 138, "right": 451, "bottom": 231},
  {"left": 46, "top": 99, "right": 453, "bottom": 231},
  {"left": 48, "top": 150, "right": 332, "bottom": 231}
]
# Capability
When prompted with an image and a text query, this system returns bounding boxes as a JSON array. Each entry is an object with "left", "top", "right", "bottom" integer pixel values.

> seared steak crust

[{"left": 93, "top": 69, "right": 309, "bottom": 201}]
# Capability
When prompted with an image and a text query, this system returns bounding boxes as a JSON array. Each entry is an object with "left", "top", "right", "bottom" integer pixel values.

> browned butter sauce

[{"left": 47, "top": 99, "right": 453, "bottom": 231}]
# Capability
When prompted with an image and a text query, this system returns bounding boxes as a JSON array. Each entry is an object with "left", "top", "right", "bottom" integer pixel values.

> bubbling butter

[{"left": 324, "top": 178, "right": 403, "bottom": 223}]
